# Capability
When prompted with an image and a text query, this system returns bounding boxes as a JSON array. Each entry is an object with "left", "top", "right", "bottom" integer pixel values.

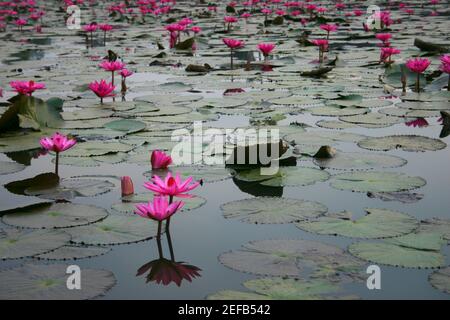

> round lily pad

[
  {"left": 0, "top": 228, "right": 70, "bottom": 260},
  {"left": 316, "top": 120, "right": 357, "bottom": 130},
  {"left": 309, "top": 105, "right": 368, "bottom": 117},
  {"left": 285, "top": 131, "right": 367, "bottom": 146},
  {"left": 144, "top": 166, "right": 232, "bottom": 183},
  {"left": 429, "top": 267, "right": 450, "bottom": 294},
  {"left": 208, "top": 277, "right": 347, "bottom": 300},
  {"left": 233, "top": 166, "right": 330, "bottom": 187},
  {"left": 330, "top": 171, "right": 426, "bottom": 193},
  {"left": 61, "top": 141, "right": 134, "bottom": 157},
  {"left": 296, "top": 208, "right": 418, "bottom": 239},
  {"left": 419, "top": 218, "right": 450, "bottom": 242},
  {"left": 219, "top": 239, "right": 364, "bottom": 281},
  {"left": 313, "top": 152, "right": 407, "bottom": 170},
  {"left": 2, "top": 203, "right": 108, "bottom": 229},
  {"left": 104, "top": 119, "right": 147, "bottom": 134},
  {"left": 339, "top": 113, "right": 402, "bottom": 127},
  {"left": 358, "top": 135, "right": 447, "bottom": 152},
  {"left": 66, "top": 215, "right": 158, "bottom": 245},
  {"left": 35, "top": 245, "right": 112, "bottom": 260},
  {"left": 0, "top": 161, "right": 26, "bottom": 175},
  {"left": 0, "top": 264, "right": 116, "bottom": 299},
  {"left": 221, "top": 197, "right": 328, "bottom": 224},
  {"left": 348, "top": 233, "right": 445, "bottom": 268}
]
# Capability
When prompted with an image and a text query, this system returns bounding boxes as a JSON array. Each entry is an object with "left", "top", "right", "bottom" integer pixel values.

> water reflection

[{"left": 136, "top": 228, "right": 201, "bottom": 287}]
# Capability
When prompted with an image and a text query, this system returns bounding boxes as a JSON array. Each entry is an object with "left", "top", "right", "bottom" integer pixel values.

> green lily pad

[
  {"left": 313, "top": 152, "right": 407, "bottom": 170},
  {"left": 61, "top": 141, "right": 134, "bottom": 157},
  {"left": 309, "top": 105, "right": 368, "bottom": 117},
  {"left": 104, "top": 119, "right": 147, "bottom": 134},
  {"left": 418, "top": 218, "right": 450, "bottom": 242},
  {"left": 2, "top": 203, "right": 108, "bottom": 229},
  {"left": 0, "top": 228, "right": 70, "bottom": 260},
  {"left": 285, "top": 131, "right": 367, "bottom": 146},
  {"left": 66, "top": 215, "right": 158, "bottom": 245},
  {"left": 0, "top": 264, "right": 116, "bottom": 299},
  {"left": 316, "top": 120, "right": 357, "bottom": 130},
  {"left": 234, "top": 166, "right": 330, "bottom": 187},
  {"left": 348, "top": 233, "right": 445, "bottom": 268},
  {"left": 429, "top": 267, "right": 450, "bottom": 294},
  {"left": 219, "top": 239, "right": 364, "bottom": 282},
  {"left": 208, "top": 277, "right": 350, "bottom": 300},
  {"left": 296, "top": 208, "right": 418, "bottom": 239},
  {"left": 339, "top": 113, "right": 402, "bottom": 127},
  {"left": 358, "top": 135, "right": 447, "bottom": 152},
  {"left": 221, "top": 197, "right": 327, "bottom": 224},
  {"left": 35, "top": 245, "right": 112, "bottom": 260},
  {"left": 0, "top": 161, "right": 26, "bottom": 175},
  {"left": 330, "top": 171, "right": 426, "bottom": 193}
]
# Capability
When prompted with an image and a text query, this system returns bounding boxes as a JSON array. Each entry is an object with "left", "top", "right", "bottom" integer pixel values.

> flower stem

[
  {"left": 416, "top": 73, "right": 420, "bottom": 93},
  {"left": 55, "top": 152, "right": 59, "bottom": 176},
  {"left": 230, "top": 49, "right": 234, "bottom": 70},
  {"left": 166, "top": 227, "right": 175, "bottom": 262}
]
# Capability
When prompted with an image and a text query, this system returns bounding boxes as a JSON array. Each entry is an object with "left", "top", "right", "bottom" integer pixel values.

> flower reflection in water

[
  {"left": 136, "top": 228, "right": 201, "bottom": 287},
  {"left": 405, "top": 117, "right": 429, "bottom": 128}
]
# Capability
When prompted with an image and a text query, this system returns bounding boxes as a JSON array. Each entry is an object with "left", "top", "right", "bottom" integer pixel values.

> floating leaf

[
  {"left": 104, "top": 119, "right": 146, "bottom": 134},
  {"left": 234, "top": 166, "right": 330, "bottom": 187},
  {"left": 419, "top": 218, "right": 450, "bottom": 242},
  {"left": 0, "top": 161, "right": 26, "bottom": 175},
  {"left": 0, "top": 264, "right": 116, "bottom": 299},
  {"left": 358, "top": 135, "right": 447, "bottom": 152},
  {"left": 208, "top": 277, "right": 348, "bottom": 300},
  {"left": 35, "top": 245, "right": 111, "bottom": 260},
  {"left": 221, "top": 197, "right": 327, "bottom": 224},
  {"left": 309, "top": 105, "right": 368, "bottom": 117},
  {"left": 313, "top": 152, "right": 407, "bottom": 170},
  {"left": 219, "top": 239, "right": 364, "bottom": 281},
  {"left": 330, "top": 171, "right": 426, "bottom": 193},
  {"left": 61, "top": 141, "right": 134, "bottom": 157},
  {"left": 348, "top": 234, "right": 445, "bottom": 269},
  {"left": 296, "top": 208, "right": 418, "bottom": 239},
  {"left": 0, "top": 228, "right": 70, "bottom": 259},
  {"left": 2, "top": 203, "right": 108, "bottom": 229},
  {"left": 66, "top": 215, "right": 158, "bottom": 245},
  {"left": 339, "top": 113, "right": 402, "bottom": 127},
  {"left": 429, "top": 267, "right": 450, "bottom": 294},
  {"left": 285, "top": 131, "right": 367, "bottom": 146},
  {"left": 367, "top": 191, "right": 424, "bottom": 204}
]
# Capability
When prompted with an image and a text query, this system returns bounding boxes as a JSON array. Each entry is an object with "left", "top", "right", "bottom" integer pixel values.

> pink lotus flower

[
  {"left": 99, "top": 24, "right": 113, "bottom": 32},
  {"left": 257, "top": 43, "right": 275, "bottom": 57},
  {"left": 0, "top": 87, "right": 3, "bottom": 98},
  {"left": 406, "top": 58, "right": 431, "bottom": 92},
  {"left": 311, "top": 39, "right": 329, "bottom": 63},
  {"left": 135, "top": 196, "right": 184, "bottom": 221},
  {"left": 10, "top": 80, "right": 45, "bottom": 96},
  {"left": 88, "top": 79, "right": 116, "bottom": 104},
  {"left": 320, "top": 24, "right": 338, "bottom": 39},
  {"left": 406, "top": 57, "right": 431, "bottom": 74},
  {"left": 241, "top": 13, "right": 251, "bottom": 19},
  {"left": 40, "top": 132, "right": 76, "bottom": 153},
  {"left": 224, "top": 16, "right": 238, "bottom": 23},
  {"left": 223, "top": 38, "right": 245, "bottom": 70},
  {"left": 178, "top": 18, "right": 193, "bottom": 26},
  {"left": 380, "top": 47, "right": 401, "bottom": 63},
  {"left": 120, "top": 69, "right": 133, "bottom": 78},
  {"left": 82, "top": 23, "right": 98, "bottom": 32},
  {"left": 223, "top": 88, "right": 246, "bottom": 96},
  {"left": 40, "top": 132, "right": 77, "bottom": 175},
  {"left": 223, "top": 38, "right": 244, "bottom": 49},
  {"left": 151, "top": 150, "right": 173, "bottom": 170},
  {"left": 121, "top": 176, "right": 134, "bottom": 197},
  {"left": 144, "top": 172, "right": 201, "bottom": 198},
  {"left": 375, "top": 33, "right": 392, "bottom": 46},
  {"left": 440, "top": 55, "right": 450, "bottom": 91},
  {"left": 191, "top": 26, "right": 201, "bottom": 34},
  {"left": 99, "top": 60, "right": 125, "bottom": 85},
  {"left": 405, "top": 118, "right": 429, "bottom": 128}
]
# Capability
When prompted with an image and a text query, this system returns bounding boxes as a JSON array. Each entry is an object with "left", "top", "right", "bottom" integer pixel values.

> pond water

[{"left": 1, "top": 0, "right": 450, "bottom": 300}]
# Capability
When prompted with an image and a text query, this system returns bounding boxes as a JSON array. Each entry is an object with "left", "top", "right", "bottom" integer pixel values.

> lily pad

[
  {"left": 208, "top": 277, "right": 349, "bottom": 300},
  {"left": 104, "top": 119, "right": 146, "bottom": 134},
  {"left": 0, "top": 264, "right": 116, "bottom": 299},
  {"left": 429, "top": 267, "right": 450, "bottom": 294},
  {"left": 296, "top": 208, "right": 418, "bottom": 239},
  {"left": 358, "top": 135, "right": 447, "bottom": 152},
  {"left": 66, "top": 215, "right": 158, "bottom": 245},
  {"left": 0, "top": 161, "right": 26, "bottom": 175},
  {"left": 2, "top": 203, "right": 108, "bottom": 229},
  {"left": 234, "top": 166, "right": 330, "bottom": 187},
  {"left": 35, "top": 245, "right": 112, "bottom": 260},
  {"left": 0, "top": 228, "right": 70, "bottom": 260},
  {"left": 219, "top": 239, "right": 364, "bottom": 281},
  {"left": 309, "top": 105, "right": 368, "bottom": 117},
  {"left": 313, "top": 152, "right": 407, "bottom": 170},
  {"left": 61, "top": 141, "right": 134, "bottom": 157},
  {"left": 330, "top": 171, "right": 426, "bottom": 193},
  {"left": 221, "top": 197, "right": 327, "bottom": 224},
  {"left": 348, "top": 233, "right": 445, "bottom": 268},
  {"left": 285, "top": 131, "right": 367, "bottom": 146}
]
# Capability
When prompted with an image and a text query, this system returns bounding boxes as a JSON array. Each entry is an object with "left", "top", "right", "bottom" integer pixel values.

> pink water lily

[
  {"left": 99, "top": 23, "right": 113, "bottom": 45},
  {"left": 151, "top": 150, "right": 173, "bottom": 170},
  {"left": 320, "top": 24, "right": 338, "bottom": 39},
  {"left": 10, "top": 80, "right": 45, "bottom": 96},
  {"left": 144, "top": 172, "right": 201, "bottom": 198},
  {"left": 40, "top": 132, "right": 77, "bottom": 175},
  {"left": 257, "top": 43, "right": 275, "bottom": 58},
  {"left": 121, "top": 176, "right": 134, "bottom": 197},
  {"left": 375, "top": 33, "right": 392, "bottom": 47},
  {"left": 311, "top": 39, "right": 329, "bottom": 63},
  {"left": 99, "top": 60, "right": 125, "bottom": 85},
  {"left": 135, "top": 196, "right": 184, "bottom": 222},
  {"left": 224, "top": 16, "right": 238, "bottom": 32},
  {"left": 89, "top": 79, "right": 115, "bottom": 104},
  {"left": 406, "top": 58, "right": 431, "bottom": 92},
  {"left": 440, "top": 55, "right": 450, "bottom": 91},
  {"left": 380, "top": 47, "right": 401, "bottom": 63},
  {"left": 223, "top": 38, "right": 245, "bottom": 70}
]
